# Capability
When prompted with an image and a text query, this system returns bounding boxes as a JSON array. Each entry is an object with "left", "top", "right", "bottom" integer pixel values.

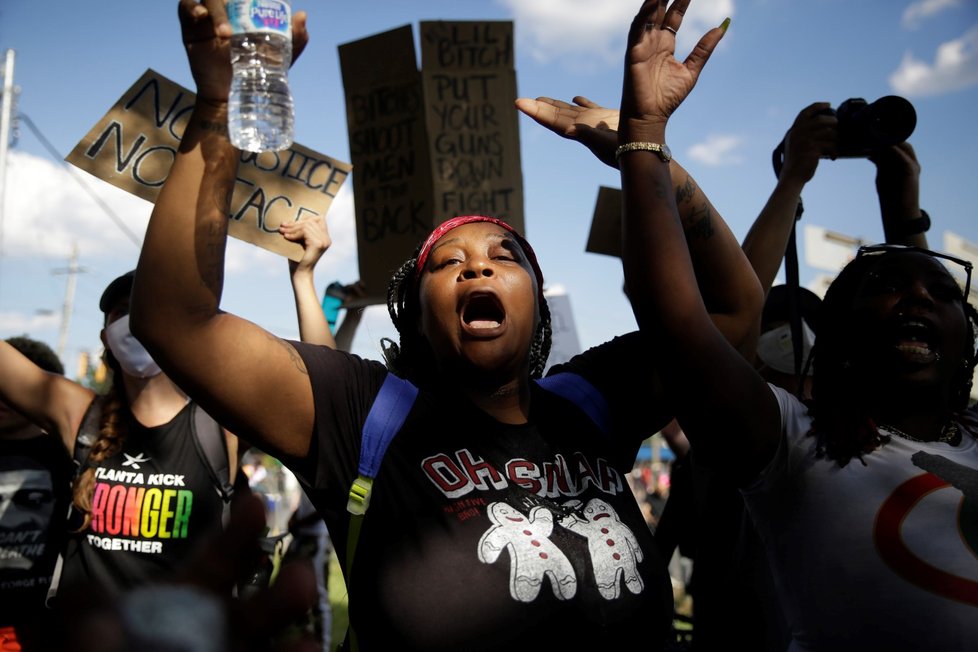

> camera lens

[
  {"left": 834, "top": 95, "right": 917, "bottom": 157},
  {"left": 865, "top": 95, "right": 916, "bottom": 148}
]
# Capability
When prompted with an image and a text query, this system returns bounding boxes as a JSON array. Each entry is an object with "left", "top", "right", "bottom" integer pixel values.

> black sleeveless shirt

[{"left": 57, "top": 401, "right": 225, "bottom": 600}]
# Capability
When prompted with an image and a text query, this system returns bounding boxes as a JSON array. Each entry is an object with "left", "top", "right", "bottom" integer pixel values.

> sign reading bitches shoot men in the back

[
  {"left": 339, "top": 21, "right": 524, "bottom": 304},
  {"left": 66, "top": 69, "right": 352, "bottom": 261}
]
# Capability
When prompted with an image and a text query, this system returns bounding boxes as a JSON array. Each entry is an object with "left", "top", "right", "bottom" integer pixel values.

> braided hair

[
  {"left": 809, "top": 251, "right": 978, "bottom": 466},
  {"left": 382, "top": 231, "right": 553, "bottom": 388},
  {"left": 71, "top": 350, "right": 130, "bottom": 532}
]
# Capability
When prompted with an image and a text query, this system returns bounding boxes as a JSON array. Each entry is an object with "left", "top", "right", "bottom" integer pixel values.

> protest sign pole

[{"left": 0, "top": 49, "right": 16, "bottom": 259}]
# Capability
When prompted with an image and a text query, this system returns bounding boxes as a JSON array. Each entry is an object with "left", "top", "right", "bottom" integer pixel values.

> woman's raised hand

[
  {"left": 177, "top": 0, "right": 309, "bottom": 104},
  {"left": 621, "top": 0, "right": 728, "bottom": 137}
]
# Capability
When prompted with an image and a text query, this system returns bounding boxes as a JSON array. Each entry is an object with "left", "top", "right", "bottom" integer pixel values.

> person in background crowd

[
  {"left": 51, "top": 490, "right": 318, "bottom": 652},
  {"left": 0, "top": 336, "right": 73, "bottom": 652},
  {"left": 0, "top": 272, "right": 240, "bottom": 652},
  {"left": 617, "top": 2, "right": 978, "bottom": 650},
  {"left": 677, "top": 101, "right": 933, "bottom": 651}
]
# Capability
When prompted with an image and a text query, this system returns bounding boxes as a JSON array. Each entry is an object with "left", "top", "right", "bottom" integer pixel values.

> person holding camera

[
  {"left": 618, "top": 4, "right": 978, "bottom": 649},
  {"left": 743, "top": 99, "right": 928, "bottom": 299},
  {"left": 675, "top": 98, "right": 935, "bottom": 652},
  {"left": 772, "top": 99, "right": 926, "bottom": 288}
]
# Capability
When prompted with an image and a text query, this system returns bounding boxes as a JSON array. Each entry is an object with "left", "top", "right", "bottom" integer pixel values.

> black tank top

[{"left": 57, "top": 401, "right": 225, "bottom": 599}]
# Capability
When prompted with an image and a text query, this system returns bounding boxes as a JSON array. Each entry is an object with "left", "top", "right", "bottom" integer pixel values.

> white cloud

[
  {"left": 3, "top": 150, "right": 150, "bottom": 260},
  {"left": 499, "top": 0, "right": 734, "bottom": 69},
  {"left": 890, "top": 25, "right": 978, "bottom": 96},
  {"left": 0, "top": 149, "right": 362, "bottom": 358},
  {"left": 2, "top": 149, "right": 360, "bottom": 277},
  {"left": 0, "top": 310, "right": 60, "bottom": 334},
  {"left": 686, "top": 133, "right": 744, "bottom": 166},
  {"left": 902, "top": 0, "right": 961, "bottom": 30}
]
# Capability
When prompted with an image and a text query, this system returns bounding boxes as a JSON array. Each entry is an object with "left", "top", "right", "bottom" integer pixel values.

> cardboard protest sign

[
  {"left": 586, "top": 186, "right": 623, "bottom": 258},
  {"left": 339, "top": 20, "right": 524, "bottom": 305},
  {"left": 339, "top": 26, "right": 434, "bottom": 301},
  {"left": 542, "top": 288, "right": 582, "bottom": 373},
  {"left": 420, "top": 21, "right": 524, "bottom": 234},
  {"left": 66, "top": 69, "right": 351, "bottom": 261}
]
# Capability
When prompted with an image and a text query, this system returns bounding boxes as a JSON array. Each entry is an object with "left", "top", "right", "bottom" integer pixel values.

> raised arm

[
  {"left": 334, "top": 281, "right": 367, "bottom": 353},
  {"left": 740, "top": 102, "right": 836, "bottom": 297},
  {"left": 515, "top": 94, "right": 763, "bottom": 355},
  {"left": 280, "top": 216, "right": 337, "bottom": 348},
  {"left": 130, "top": 0, "right": 314, "bottom": 459},
  {"left": 618, "top": 0, "right": 780, "bottom": 485},
  {"left": 741, "top": 105, "right": 927, "bottom": 300},
  {"left": 0, "top": 339, "right": 94, "bottom": 451},
  {"left": 871, "top": 141, "right": 929, "bottom": 248}
]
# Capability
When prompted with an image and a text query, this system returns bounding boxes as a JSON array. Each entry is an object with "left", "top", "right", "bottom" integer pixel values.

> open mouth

[
  {"left": 462, "top": 293, "right": 505, "bottom": 330},
  {"left": 892, "top": 319, "right": 938, "bottom": 359}
]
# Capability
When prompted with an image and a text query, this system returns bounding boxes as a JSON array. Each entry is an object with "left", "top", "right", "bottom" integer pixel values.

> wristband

[
  {"left": 615, "top": 141, "right": 672, "bottom": 163},
  {"left": 894, "top": 209, "right": 931, "bottom": 236}
]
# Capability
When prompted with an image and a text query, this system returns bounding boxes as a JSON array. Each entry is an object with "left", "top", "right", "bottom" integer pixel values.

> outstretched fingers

[
  {"left": 660, "top": 0, "right": 691, "bottom": 34},
  {"left": 179, "top": 0, "right": 231, "bottom": 42},
  {"left": 515, "top": 97, "right": 579, "bottom": 137},
  {"left": 292, "top": 10, "right": 310, "bottom": 62},
  {"left": 572, "top": 96, "right": 601, "bottom": 109},
  {"left": 630, "top": 0, "right": 667, "bottom": 43},
  {"left": 682, "top": 18, "right": 728, "bottom": 78}
]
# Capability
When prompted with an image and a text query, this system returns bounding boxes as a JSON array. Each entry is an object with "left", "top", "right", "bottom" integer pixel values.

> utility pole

[
  {"left": 0, "top": 49, "right": 16, "bottom": 259},
  {"left": 53, "top": 244, "right": 86, "bottom": 361}
]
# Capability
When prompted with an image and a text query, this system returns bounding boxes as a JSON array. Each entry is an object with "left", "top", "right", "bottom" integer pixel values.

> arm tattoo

[
  {"left": 267, "top": 334, "right": 309, "bottom": 375},
  {"left": 675, "top": 175, "right": 696, "bottom": 207},
  {"left": 675, "top": 174, "right": 715, "bottom": 241},
  {"left": 683, "top": 204, "right": 715, "bottom": 241},
  {"left": 198, "top": 119, "right": 229, "bottom": 136}
]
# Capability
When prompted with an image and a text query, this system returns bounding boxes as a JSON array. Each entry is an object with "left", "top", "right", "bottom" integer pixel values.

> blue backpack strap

[
  {"left": 535, "top": 372, "right": 610, "bottom": 435},
  {"left": 346, "top": 374, "right": 419, "bottom": 517}
]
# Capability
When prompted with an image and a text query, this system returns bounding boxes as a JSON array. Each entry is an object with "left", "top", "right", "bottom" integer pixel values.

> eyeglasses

[{"left": 856, "top": 243, "right": 973, "bottom": 301}]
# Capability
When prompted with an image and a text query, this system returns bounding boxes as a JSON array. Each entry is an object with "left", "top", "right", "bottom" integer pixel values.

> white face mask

[
  {"left": 104, "top": 315, "right": 161, "bottom": 379},
  {"left": 756, "top": 320, "right": 816, "bottom": 376}
]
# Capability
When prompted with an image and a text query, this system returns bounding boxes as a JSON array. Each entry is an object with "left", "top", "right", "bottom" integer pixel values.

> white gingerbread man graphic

[
  {"left": 478, "top": 501, "right": 577, "bottom": 602},
  {"left": 560, "top": 498, "right": 644, "bottom": 599}
]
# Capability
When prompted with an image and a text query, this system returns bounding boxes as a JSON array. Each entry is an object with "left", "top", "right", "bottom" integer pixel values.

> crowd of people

[{"left": 1, "top": 0, "right": 976, "bottom": 650}]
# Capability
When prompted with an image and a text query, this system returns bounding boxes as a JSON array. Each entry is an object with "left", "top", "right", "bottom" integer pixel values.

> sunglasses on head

[{"left": 855, "top": 243, "right": 973, "bottom": 301}]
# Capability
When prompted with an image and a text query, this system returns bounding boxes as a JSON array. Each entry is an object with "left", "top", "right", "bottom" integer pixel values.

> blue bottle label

[{"left": 228, "top": 0, "right": 291, "bottom": 36}]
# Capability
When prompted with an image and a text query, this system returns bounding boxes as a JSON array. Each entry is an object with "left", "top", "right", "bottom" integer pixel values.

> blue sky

[{"left": 1, "top": 0, "right": 977, "bottom": 377}]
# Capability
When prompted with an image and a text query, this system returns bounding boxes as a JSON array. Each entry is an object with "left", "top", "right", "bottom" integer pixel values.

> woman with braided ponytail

[{"left": 0, "top": 271, "right": 237, "bottom": 615}]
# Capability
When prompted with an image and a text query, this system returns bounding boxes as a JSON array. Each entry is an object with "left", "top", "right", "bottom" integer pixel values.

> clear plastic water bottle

[{"left": 226, "top": 0, "right": 294, "bottom": 152}]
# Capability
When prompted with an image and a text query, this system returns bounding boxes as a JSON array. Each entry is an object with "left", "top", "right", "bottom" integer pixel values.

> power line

[{"left": 17, "top": 111, "right": 142, "bottom": 247}]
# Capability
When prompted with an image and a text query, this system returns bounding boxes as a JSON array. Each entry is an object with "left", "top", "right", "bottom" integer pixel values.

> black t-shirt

[
  {"left": 289, "top": 333, "right": 675, "bottom": 651},
  {"left": 0, "top": 435, "right": 73, "bottom": 644}
]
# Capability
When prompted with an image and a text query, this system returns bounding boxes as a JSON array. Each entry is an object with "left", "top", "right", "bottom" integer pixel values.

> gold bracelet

[{"left": 615, "top": 141, "right": 672, "bottom": 163}]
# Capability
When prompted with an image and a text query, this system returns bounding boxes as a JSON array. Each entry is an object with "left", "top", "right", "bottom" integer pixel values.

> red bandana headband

[{"left": 414, "top": 216, "right": 545, "bottom": 296}]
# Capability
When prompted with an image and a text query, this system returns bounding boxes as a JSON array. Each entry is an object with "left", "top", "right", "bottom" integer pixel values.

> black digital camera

[{"left": 830, "top": 95, "right": 917, "bottom": 158}]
